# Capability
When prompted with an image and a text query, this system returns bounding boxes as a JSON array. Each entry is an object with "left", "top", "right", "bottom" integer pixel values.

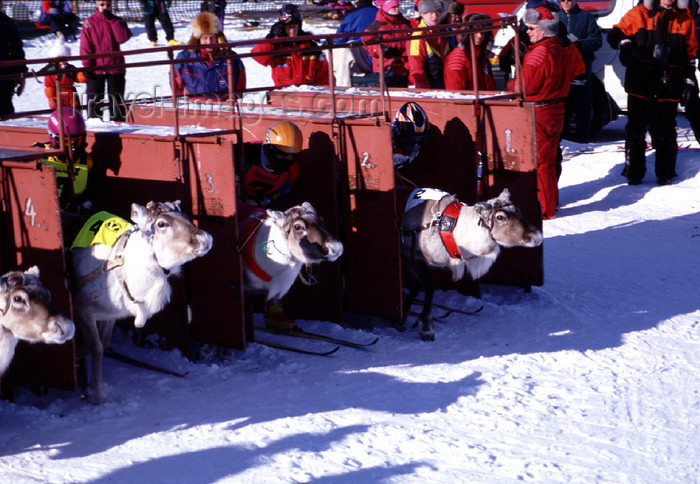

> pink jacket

[{"left": 79, "top": 9, "right": 132, "bottom": 75}]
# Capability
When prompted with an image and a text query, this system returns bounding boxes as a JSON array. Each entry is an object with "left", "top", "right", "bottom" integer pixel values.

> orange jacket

[
  {"left": 44, "top": 63, "right": 87, "bottom": 109},
  {"left": 609, "top": 3, "right": 697, "bottom": 101}
]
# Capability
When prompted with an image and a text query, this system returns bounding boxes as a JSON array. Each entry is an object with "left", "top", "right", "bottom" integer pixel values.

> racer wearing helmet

[
  {"left": 34, "top": 107, "right": 91, "bottom": 209},
  {"left": 391, "top": 102, "right": 430, "bottom": 169},
  {"left": 243, "top": 120, "right": 303, "bottom": 207}
]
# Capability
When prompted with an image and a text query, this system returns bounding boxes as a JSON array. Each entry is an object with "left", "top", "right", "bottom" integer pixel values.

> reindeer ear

[
  {"left": 475, "top": 202, "right": 492, "bottom": 215},
  {"left": 266, "top": 209, "right": 286, "bottom": 225},
  {"left": 498, "top": 188, "right": 512, "bottom": 203},
  {"left": 131, "top": 203, "right": 151, "bottom": 227},
  {"left": 24, "top": 266, "right": 40, "bottom": 279},
  {"left": 300, "top": 201, "right": 316, "bottom": 214}
]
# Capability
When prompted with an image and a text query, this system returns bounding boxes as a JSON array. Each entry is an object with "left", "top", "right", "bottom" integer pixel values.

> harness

[
  {"left": 239, "top": 208, "right": 318, "bottom": 286},
  {"left": 72, "top": 217, "right": 167, "bottom": 304},
  {"left": 400, "top": 189, "right": 464, "bottom": 260},
  {"left": 239, "top": 209, "right": 273, "bottom": 283}
]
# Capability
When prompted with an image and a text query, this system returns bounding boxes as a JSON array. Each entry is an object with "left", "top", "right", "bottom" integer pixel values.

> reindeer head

[
  {"left": 269, "top": 202, "right": 344, "bottom": 264},
  {"left": 475, "top": 189, "right": 543, "bottom": 248},
  {"left": 131, "top": 201, "right": 213, "bottom": 271},
  {"left": 0, "top": 266, "right": 75, "bottom": 345}
]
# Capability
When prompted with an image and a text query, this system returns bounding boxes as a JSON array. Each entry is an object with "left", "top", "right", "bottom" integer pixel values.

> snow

[{"left": 2, "top": 19, "right": 700, "bottom": 484}]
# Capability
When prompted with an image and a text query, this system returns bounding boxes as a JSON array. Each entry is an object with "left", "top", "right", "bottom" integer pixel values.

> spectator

[
  {"left": 140, "top": 0, "right": 181, "bottom": 47},
  {"left": 332, "top": 0, "right": 377, "bottom": 87},
  {"left": 409, "top": 0, "right": 451, "bottom": 88},
  {"left": 39, "top": 1, "right": 80, "bottom": 41},
  {"left": 80, "top": 0, "right": 132, "bottom": 122},
  {"left": 0, "top": 0, "right": 27, "bottom": 116},
  {"left": 252, "top": 4, "right": 330, "bottom": 87},
  {"left": 444, "top": 13, "right": 496, "bottom": 91},
  {"left": 507, "top": 6, "right": 570, "bottom": 219},
  {"left": 608, "top": 0, "right": 697, "bottom": 186},
  {"left": 392, "top": 101, "right": 430, "bottom": 169},
  {"left": 557, "top": 0, "right": 602, "bottom": 142},
  {"left": 364, "top": 0, "right": 412, "bottom": 87},
  {"left": 174, "top": 11, "right": 246, "bottom": 97},
  {"left": 201, "top": 0, "right": 226, "bottom": 25},
  {"left": 44, "top": 38, "right": 88, "bottom": 110},
  {"left": 439, "top": 1, "right": 465, "bottom": 49}
]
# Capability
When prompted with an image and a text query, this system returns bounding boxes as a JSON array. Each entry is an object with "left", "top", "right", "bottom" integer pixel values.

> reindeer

[
  {"left": 239, "top": 202, "right": 344, "bottom": 324},
  {"left": 0, "top": 267, "right": 75, "bottom": 377},
  {"left": 398, "top": 188, "right": 543, "bottom": 341},
  {"left": 71, "top": 201, "right": 213, "bottom": 404}
]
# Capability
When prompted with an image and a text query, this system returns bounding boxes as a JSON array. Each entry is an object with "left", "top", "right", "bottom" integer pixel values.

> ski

[
  {"left": 412, "top": 299, "right": 484, "bottom": 316},
  {"left": 255, "top": 327, "right": 379, "bottom": 349},
  {"left": 254, "top": 338, "right": 340, "bottom": 356},
  {"left": 105, "top": 349, "right": 189, "bottom": 378}
]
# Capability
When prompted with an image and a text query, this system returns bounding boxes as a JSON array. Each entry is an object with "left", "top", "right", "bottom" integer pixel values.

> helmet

[
  {"left": 48, "top": 107, "right": 86, "bottom": 150},
  {"left": 279, "top": 3, "right": 303, "bottom": 24},
  {"left": 263, "top": 121, "right": 303, "bottom": 172},
  {"left": 391, "top": 102, "right": 429, "bottom": 166}
]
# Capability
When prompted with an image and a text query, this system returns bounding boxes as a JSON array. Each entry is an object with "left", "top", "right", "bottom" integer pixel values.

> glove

[
  {"left": 15, "top": 78, "right": 25, "bottom": 96},
  {"left": 618, "top": 39, "right": 636, "bottom": 67},
  {"left": 381, "top": 46, "right": 402, "bottom": 59},
  {"left": 681, "top": 77, "right": 695, "bottom": 107}
]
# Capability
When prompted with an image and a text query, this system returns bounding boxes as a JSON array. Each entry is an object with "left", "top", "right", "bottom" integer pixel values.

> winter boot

[{"left": 264, "top": 303, "right": 300, "bottom": 331}]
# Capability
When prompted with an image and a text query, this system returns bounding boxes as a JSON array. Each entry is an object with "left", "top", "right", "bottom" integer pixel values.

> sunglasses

[
  {"left": 526, "top": 25, "right": 538, "bottom": 31},
  {"left": 560, "top": 0, "right": 573, "bottom": 2},
  {"left": 280, "top": 11, "right": 302, "bottom": 23},
  {"left": 98, "top": 1, "right": 112, "bottom": 5}
]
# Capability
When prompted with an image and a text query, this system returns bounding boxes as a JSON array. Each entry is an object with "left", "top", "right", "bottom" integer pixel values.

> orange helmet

[{"left": 265, "top": 121, "right": 303, "bottom": 154}]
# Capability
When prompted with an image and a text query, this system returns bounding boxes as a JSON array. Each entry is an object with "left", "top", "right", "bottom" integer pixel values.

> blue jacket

[
  {"left": 175, "top": 49, "right": 245, "bottom": 96},
  {"left": 336, "top": 6, "right": 377, "bottom": 44},
  {"left": 557, "top": 5, "right": 602, "bottom": 65}
]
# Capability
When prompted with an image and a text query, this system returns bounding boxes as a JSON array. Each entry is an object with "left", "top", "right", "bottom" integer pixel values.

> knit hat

[
  {"left": 192, "top": 11, "right": 221, "bottom": 38},
  {"left": 49, "top": 38, "right": 71, "bottom": 58},
  {"left": 523, "top": 6, "right": 558, "bottom": 37},
  {"left": 377, "top": 0, "right": 399, "bottom": 12},
  {"left": 418, "top": 0, "right": 443, "bottom": 14}
]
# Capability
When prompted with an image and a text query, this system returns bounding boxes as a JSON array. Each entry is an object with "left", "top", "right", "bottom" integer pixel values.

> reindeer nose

[
  {"left": 194, "top": 230, "right": 213, "bottom": 256},
  {"left": 325, "top": 240, "right": 344, "bottom": 261}
]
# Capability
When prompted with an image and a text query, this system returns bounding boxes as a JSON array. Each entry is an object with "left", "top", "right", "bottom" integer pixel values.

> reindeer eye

[
  {"left": 293, "top": 222, "right": 305, "bottom": 232},
  {"left": 496, "top": 213, "right": 507, "bottom": 222},
  {"left": 12, "top": 295, "right": 25, "bottom": 305},
  {"left": 156, "top": 220, "right": 169, "bottom": 229}
]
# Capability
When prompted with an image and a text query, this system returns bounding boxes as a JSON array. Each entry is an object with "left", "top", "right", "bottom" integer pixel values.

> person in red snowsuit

[
  {"left": 251, "top": 4, "right": 329, "bottom": 87},
  {"left": 444, "top": 13, "right": 496, "bottom": 91},
  {"left": 508, "top": 6, "right": 570, "bottom": 220}
]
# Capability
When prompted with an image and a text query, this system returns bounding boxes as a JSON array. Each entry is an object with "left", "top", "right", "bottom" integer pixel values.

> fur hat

[
  {"left": 49, "top": 38, "right": 71, "bottom": 58},
  {"left": 376, "top": 0, "right": 399, "bottom": 12},
  {"left": 644, "top": 0, "right": 689, "bottom": 7},
  {"left": 418, "top": 0, "right": 443, "bottom": 14},
  {"left": 447, "top": 1, "right": 464, "bottom": 16},
  {"left": 523, "top": 6, "right": 558, "bottom": 37},
  {"left": 192, "top": 12, "right": 221, "bottom": 38}
]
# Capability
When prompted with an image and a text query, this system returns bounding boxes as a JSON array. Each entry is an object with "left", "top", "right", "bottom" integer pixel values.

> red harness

[
  {"left": 239, "top": 210, "right": 272, "bottom": 282},
  {"left": 437, "top": 201, "right": 462, "bottom": 259}
]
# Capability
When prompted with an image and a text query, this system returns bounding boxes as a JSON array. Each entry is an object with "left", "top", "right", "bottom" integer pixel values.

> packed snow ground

[{"left": 1, "top": 19, "right": 700, "bottom": 484}]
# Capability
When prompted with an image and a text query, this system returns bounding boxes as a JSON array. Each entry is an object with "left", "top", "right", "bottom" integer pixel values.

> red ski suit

[{"left": 509, "top": 36, "right": 570, "bottom": 219}]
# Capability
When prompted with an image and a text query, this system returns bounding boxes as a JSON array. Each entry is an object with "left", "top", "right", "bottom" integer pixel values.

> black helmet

[
  {"left": 391, "top": 102, "right": 430, "bottom": 167},
  {"left": 279, "top": 4, "right": 303, "bottom": 24}
]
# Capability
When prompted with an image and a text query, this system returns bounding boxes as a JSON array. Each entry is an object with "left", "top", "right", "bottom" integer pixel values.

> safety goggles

[
  {"left": 280, "top": 10, "right": 302, "bottom": 23},
  {"left": 263, "top": 144, "right": 300, "bottom": 171}
]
